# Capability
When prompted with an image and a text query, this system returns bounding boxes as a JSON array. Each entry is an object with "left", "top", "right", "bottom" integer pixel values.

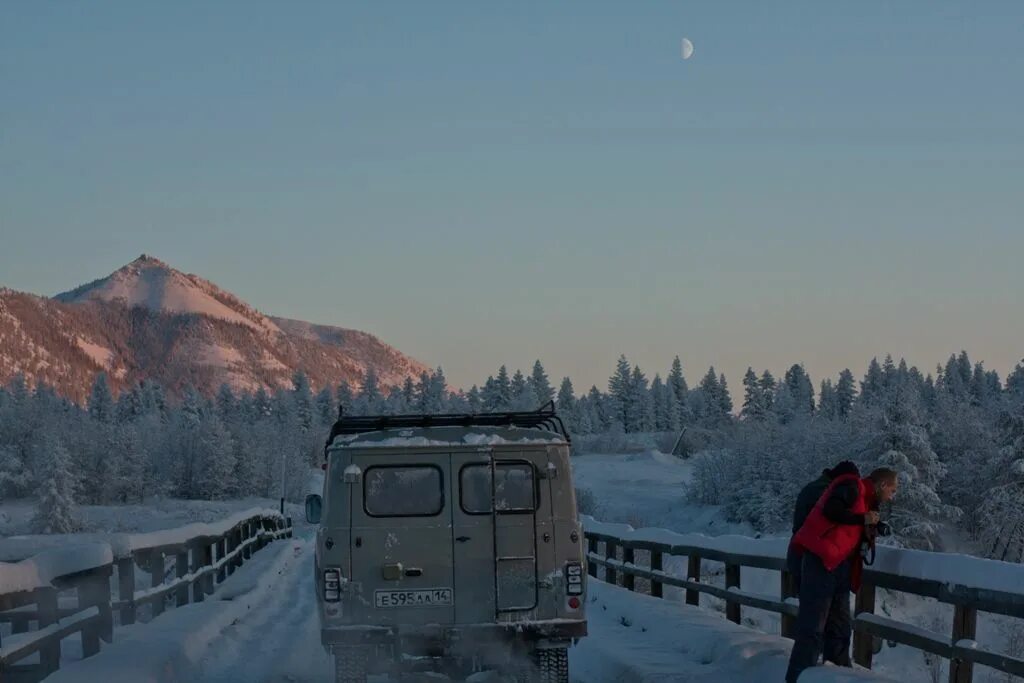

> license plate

[{"left": 374, "top": 588, "right": 453, "bottom": 608}]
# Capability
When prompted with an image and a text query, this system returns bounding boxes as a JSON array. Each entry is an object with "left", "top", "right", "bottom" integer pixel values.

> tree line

[{"left": 1, "top": 353, "right": 1022, "bottom": 564}]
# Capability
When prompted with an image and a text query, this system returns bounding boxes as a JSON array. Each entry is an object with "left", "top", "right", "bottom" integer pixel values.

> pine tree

[
  {"left": 630, "top": 365, "right": 652, "bottom": 432},
  {"left": 32, "top": 435, "right": 77, "bottom": 534},
  {"left": 315, "top": 387, "right": 335, "bottom": 424},
  {"left": 783, "top": 364, "right": 815, "bottom": 415},
  {"left": 742, "top": 368, "right": 767, "bottom": 421},
  {"left": 529, "top": 360, "right": 555, "bottom": 405},
  {"left": 357, "top": 367, "right": 382, "bottom": 413},
  {"left": 494, "top": 366, "right": 512, "bottom": 411},
  {"left": 88, "top": 373, "right": 114, "bottom": 424},
  {"left": 651, "top": 375, "right": 669, "bottom": 431},
  {"left": 718, "top": 372, "right": 733, "bottom": 417},
  {"left": 466, "top": 386, "right": 482, "bottom": 413},
  {"left": 861, "top": 358, "right": 885, "bottom": 407},
  {"left": 818, "top": 379, "right": 837, "bottom": 419},
  {"left": 835, "top": 369, "right": 856, "bottom": 417},
  {"left": 608, "top": 355, "right": 633, "bottom": 430},
  {"left": 292, "top": 372, "right": 314, "bottom": 432}
]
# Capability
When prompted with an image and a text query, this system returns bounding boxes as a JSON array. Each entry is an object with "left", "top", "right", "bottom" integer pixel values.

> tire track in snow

[{"left": 195, "top": 538, "right": 332, "bottom": 683}]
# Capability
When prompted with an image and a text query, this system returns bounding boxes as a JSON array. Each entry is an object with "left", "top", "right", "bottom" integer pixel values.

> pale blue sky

[{"left": 2, "top": 1, "right": 1022, "bottom": 390}]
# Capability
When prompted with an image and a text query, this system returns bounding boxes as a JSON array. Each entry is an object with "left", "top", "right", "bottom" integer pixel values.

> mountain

[{"left": 0, "top": 255, "right": 430, "bottom": 403}]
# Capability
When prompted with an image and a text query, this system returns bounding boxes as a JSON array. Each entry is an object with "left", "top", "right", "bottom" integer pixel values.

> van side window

[
  {"left": 364, "top": 466, "right": 444, "bottom": 517},
  {"left": 460, "top": 463, "right": 536, "bottom": 514}
]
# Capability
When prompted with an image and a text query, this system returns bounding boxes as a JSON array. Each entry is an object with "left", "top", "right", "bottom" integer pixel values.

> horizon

[{"left": 3, "top": 2, "right": 1022, "bottom": 391}]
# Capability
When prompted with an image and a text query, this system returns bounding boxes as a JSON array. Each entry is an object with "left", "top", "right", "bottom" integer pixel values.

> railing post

[
  {"left": 725, "top": 563, "right": 741, "bottom": 624},
  {"left": 853, "top": 581, "right": 877, "bottom": 669},
  {"left": 286, "top": 517, "right": 293, "bottom": 537},
  {"left": 243, "top": 522, "right": 253, "bottom": 561},
  {"left": 191, "top": 541, "right": 206, "bottom": 603},
  {"left": 11, "top": 611, "right": 29, "bottom": 634},
  {"left": 780, "top": 567, "right": 796, "bottom": 638},
  {"left": 149, "top": 551, "right": 166, "bottom": 617},
  {"left": 176, "top": 549, "right": 190, "bottom": 607},
  {"left": 650, "top": 550, "right": 664, "bottom": 598},
  {"left": 79, "top": 568, "right": 112, "bottom": 657},
  {"left": 686, "top": 554, "right": 701, "bottom": 606},
  {"left": 622, "top": 546, "right": 636, "bottom": 592},
  {"left": 202, "top": 542, "right": 215, "bottom": 595},
  {"left": 604, "top": 540, "right": 618, "bottom": 585},
  {"left": 216, "top": 537, "right": 228, "bottom": 584},
  {"left": 118, "top": 556, "right": 136, "bottom": 625},
  {"left": 227, "top": 529, "right": 239, "bottom": 575},
  {"left": 587, "top": 536, "right": 598, "bottom": 578},
  {"left": 949, "top": 605, "right": 977, "bottom": 683},
  {"left": 36, "top": 586, "right": 60, "bottom": 675}
]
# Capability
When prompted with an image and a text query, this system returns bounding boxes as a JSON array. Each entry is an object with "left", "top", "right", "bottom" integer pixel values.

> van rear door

[
  {"left": 451, "top": 449, "right": 542, "bottom": 623},
  {"left": 348, "top": 452, "right": 455, "bottom": 626}
]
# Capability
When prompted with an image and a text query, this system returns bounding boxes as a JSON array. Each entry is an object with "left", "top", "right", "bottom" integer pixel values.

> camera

[{"left": 875, "top": 520, "right": 892, "bottom": 537}]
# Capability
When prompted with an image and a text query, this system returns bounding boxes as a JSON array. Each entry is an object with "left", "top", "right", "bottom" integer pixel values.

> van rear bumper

[{"left": 321, "top": 619, "right": 587, "bottom": 648}]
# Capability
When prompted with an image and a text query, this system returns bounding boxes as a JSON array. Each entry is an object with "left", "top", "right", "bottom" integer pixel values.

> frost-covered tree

[
  {"left": 529, "top": 361, "right": 555, "bottom": 405},
  {"left": 742, "top": 368, "right": 769, "bottom": 421},
  {"left": 783, "top": 364, "right": 815, "bottom": 416},
  {"left": 32, "top": 434, "right": 77, "bottom": 534},
  {"left": 608, "top": 356, "right": 633, "bottom": 430},
  {"left": 835, "top": 369, "right": 856, "bottom": 417},
  {"left": 88, "top": 373, "right": 114, "bottom": 424}
]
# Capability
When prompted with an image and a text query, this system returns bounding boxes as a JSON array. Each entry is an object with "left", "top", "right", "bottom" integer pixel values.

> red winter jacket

[{"left": 792, "top": 473, "right": 871, "bottom": 590}]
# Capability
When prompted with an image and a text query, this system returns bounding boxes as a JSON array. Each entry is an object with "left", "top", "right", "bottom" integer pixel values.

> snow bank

[
  {"left": 0, "top": 543, "right": 113, "bottom": 594},
  {"left": 0, "top": 508, "right": 283, "bottom": 595},
  {"left": 582, "top": 515, "right": 789, "bottom": 561},
  {"left": 870, "top": 544, "right": 1024, "bottom": 597},
  {"left": 572, "top": 580, "right": 893, "bottom": 682},
  {"left": 108, "top": 507, "right": 282, "bottom": 557}
]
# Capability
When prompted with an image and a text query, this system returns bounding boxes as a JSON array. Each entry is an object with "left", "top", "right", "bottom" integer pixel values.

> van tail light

[
  {"left": 565, "top": 561, "right": 584, "bottom": 596},
  {"left": 324, "top": 568, "right": 343, "bottom": 602}
]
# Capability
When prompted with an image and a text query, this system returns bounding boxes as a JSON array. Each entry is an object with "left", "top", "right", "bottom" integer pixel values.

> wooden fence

[
  {"left": 0, "top": 511, "right": 292, "bottom": 683},
  {"left": 584, "top": 523, "right": 1024, "bottom": 683}
]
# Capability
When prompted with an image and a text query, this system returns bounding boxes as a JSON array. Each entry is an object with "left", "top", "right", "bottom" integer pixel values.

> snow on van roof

[{"left": 333, "top": 426, "right": 567, "bottom": 449}]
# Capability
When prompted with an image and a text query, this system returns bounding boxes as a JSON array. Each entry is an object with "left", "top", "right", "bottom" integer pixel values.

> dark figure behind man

[
  {"left": 785, "top": 467, "right": 899, "bottom": 683},
  {"left": 786, "top": 461, "right": 860, "bottom": 593}
]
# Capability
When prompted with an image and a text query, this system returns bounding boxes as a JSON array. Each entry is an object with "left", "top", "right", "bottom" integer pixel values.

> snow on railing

[
  {"left": 0, "top": 510, "right": 292, "bottom": 682},
  {"left": 582, "top": 516, "right": 1024, "bottom": 683}
]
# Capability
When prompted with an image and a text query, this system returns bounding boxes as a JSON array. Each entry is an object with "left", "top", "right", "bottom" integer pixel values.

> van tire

[
  {"left": 333, "top": 646, "right": 367, "bottom": 683},
  {"left": 535, "top": 647, "right": 569, "bottom": 683}
]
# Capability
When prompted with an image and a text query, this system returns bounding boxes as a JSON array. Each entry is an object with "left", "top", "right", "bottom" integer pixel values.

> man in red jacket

[{"left": 784, "top": 467, "right": 899, "bottom": 683}]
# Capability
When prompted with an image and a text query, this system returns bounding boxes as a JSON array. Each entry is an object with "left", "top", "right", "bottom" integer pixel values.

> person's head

[
  {"left": 868, "top": 467, "right": 899, "bottom": 503},
  {"left": 827, "top": 460, "right": 860, "bottom": 479}
]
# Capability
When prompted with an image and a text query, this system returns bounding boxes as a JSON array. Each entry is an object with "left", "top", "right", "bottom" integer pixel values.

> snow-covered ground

[
  {"left": 571, "top": 451, "right": 755, "bottom": 536},
  {"left": 39, "top": 532, "right": 892, "bottom": 683}
]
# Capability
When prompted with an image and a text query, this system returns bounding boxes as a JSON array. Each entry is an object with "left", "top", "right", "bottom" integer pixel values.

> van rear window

[
  {"left": 460, "top": 463, "right": 536, "bottom": 514},
  {"left": 364, "top": 466, "right": 444, "bottom": 517}
]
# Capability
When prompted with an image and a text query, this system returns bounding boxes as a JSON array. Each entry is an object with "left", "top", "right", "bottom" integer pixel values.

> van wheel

[
  {"left": 534, "top": 647, "right": 569, "bottom": 683},
  {"left": 333, "top": 646, "right": 367, "bottom": 683}
]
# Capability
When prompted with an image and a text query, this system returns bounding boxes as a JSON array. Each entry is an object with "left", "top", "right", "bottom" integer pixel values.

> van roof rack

[{"left": 324, "top": 401, "right": 570, "bottom": 455}]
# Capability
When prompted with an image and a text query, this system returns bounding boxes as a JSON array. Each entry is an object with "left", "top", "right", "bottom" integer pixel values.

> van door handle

[
  {"left": 404, "top": 568, "right": 423, "bottom": 577},
  {"left": 456, "top": 536, "right": 471, "bottom": 543}
]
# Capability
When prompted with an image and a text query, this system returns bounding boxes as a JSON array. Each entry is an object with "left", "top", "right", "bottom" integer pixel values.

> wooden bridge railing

[
  {"left": 583, "top": 517, "right": 1024, "bottom": 683},
  {"left": 0, "top": 510, "right": 292, "bottom": 683}
]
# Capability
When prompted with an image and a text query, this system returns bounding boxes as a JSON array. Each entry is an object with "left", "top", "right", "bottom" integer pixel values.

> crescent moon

[{"left": 681, "top": 38, "right": 694, "bottom": 60}]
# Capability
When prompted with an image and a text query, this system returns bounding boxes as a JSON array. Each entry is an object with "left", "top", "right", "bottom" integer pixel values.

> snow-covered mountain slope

[
  {"left": 56, "top": 255, "right": 281, "bottom": 335},
  {"left": 0, "top": 256, "right": 430, "bottom": 402}
]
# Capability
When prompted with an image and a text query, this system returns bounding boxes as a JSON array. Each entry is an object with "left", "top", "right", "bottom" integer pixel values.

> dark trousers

[
  {"left": 785, "top": 553, "right": 853, "bottom": 683},
  {"left": 786, "top": 545, "right": 803, "bottom": 594}
]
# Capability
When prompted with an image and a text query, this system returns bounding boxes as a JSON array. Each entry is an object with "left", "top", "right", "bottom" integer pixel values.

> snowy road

[{"left": 47, "top": 534, "right": 892, "bottom": 683}]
